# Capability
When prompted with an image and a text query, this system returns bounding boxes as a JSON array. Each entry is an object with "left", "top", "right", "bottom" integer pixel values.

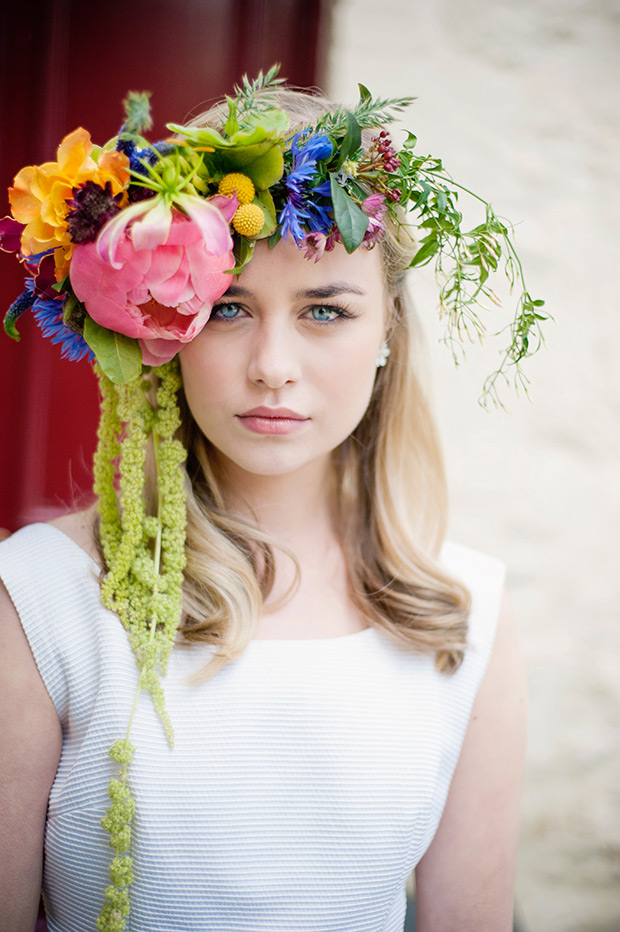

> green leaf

[
  {"left": 268, "top": 228, "right": 282, "bottom": 249},
  {"left": 239, "top": 108, "right": 289, "bottom": 139},
  {"left": 253, "top": 189, "right": 276, "bottom": 238},
  {"left": 167, "top": 123, "right": 226, "bottom": 147},
  {"left": 60, "top": 292, "right": 88, "bottom": 335},
  {"left": 223, "top": 143, "right": 284, "bottom": 188},
  {"left": 223, "top": 98, "right": 239, "bottom": 137},
  {"left": 83, "top": 316, "right": 143, "bottom": 384},
  {"left": 335, "top": 110, "right": 362, "bottom": 169},
  {"left": 168, "top": 109, "right": 288, "bottom": 150},
  {"left": 52, "top": 276, "right": 69, "bottom": 293},
  {"left": 3, "top": 291, "right": 32, "bottom": 341},
  {"left": 409, "top": 238, "right": 439, "bottom": 267},
  {"left": 230, "top": 236, "right": 255, "bottom": 274},
  {"left": 358, "top": 83, "right": 372, "bottom": 102},
  {"left": 412, "top": 182, "right": 432, "bottom": 210},
  {"left": 62, "top": 293, "right": 79, "bottom": 325},
  {"left": 329, "top": 174, "right": 369, "bottom": 253}
]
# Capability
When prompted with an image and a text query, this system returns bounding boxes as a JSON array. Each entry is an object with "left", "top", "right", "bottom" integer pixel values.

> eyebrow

[
  {"left": 221, "top": 284, "right": 252, "bottom": 297},
  {"left": 295, "top": 282, "right": 366, "bottom": 299},
  {"left": 221, "top": 282, "right": 367, "bottom": 299}
]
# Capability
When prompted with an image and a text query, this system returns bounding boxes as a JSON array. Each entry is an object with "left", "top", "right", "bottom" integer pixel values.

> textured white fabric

[{"left": 0, "top": 524, "right": 505, "bottom": 932}]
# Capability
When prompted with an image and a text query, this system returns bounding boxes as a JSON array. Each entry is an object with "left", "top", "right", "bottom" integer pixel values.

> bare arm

[
  {"left": 0, "top": 579, "right": 62, "bottom": 931},
  {"left": 414, "top": 591, "right": 527, "bottom": 931}
]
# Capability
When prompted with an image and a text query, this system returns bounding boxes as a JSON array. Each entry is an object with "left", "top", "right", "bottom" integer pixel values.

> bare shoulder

[
  {"left": 468, "top": 590, "right": 525, "bottom": 725},
  {"left": 48, "top": 503, "right": 101, "bottom": 566},
  {"left": 414, "top": 591, "right": 527, "bottom": 931}
]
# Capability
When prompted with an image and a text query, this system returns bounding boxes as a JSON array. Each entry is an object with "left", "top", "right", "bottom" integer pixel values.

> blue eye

[
  {"left": 309, "top": 305, "right": 347, "bottom": 322},
  {"left": 212, "top": 302, "right": 243, "bottom": 320}
]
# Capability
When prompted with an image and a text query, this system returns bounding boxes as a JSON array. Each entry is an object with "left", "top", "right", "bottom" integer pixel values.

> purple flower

[
  {"left": 361, "top": 193, "right": 387, "bottom": 245},
  {"left": 300, "top": 230, "right": 339, "bottom": 262},
  {"left": 25, "top": 253, "right": 58, "bottom": 299},
  {"left": 66, "top": 181, "right": 123, "bottom": 244},
  {"left": 301, "top": 232, "right": 327, "bottom": 262},
  {"left": 19, "top": 250, "right": 61, "bottom": 299},
  {"left": 0, "top": 216, "right": 25, "bottom": 254}
]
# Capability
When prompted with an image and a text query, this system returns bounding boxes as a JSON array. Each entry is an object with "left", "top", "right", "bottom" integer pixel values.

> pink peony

[{"left": 70, "top": 199, "right": 235, "bottom": 365}]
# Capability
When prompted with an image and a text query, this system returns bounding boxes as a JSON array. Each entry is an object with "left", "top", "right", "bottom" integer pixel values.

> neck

[
  {"left": 218, "top": 456, "right": 337, "bottom": 548},
  {"left": 215, "top": 455, "right": 350, "bottom": 617}
]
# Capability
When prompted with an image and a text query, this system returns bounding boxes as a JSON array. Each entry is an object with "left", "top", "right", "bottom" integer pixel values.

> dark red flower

[
  {"left": 66, "top": 180, "right": 123, "bottom": 244},
  {"left": 0, "top": 216, "right": 25, "bottom": 254}
]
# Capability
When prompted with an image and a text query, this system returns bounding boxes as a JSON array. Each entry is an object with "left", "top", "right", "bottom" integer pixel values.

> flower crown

[{"left": 2, "top": 65, "right": 545, "bottom": 400}]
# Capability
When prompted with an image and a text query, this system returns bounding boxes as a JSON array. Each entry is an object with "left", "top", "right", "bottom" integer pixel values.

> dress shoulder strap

[
  {"left": 0, "top": 523, "right": 102, "bottom": 720},
  {"left": 441, "top": 539, "right": 506, "bottom": 660}
]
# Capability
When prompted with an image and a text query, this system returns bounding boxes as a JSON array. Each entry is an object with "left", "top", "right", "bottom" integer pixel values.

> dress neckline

[{"left": 32, "top": 523, "right": 378, "bottom": 646}]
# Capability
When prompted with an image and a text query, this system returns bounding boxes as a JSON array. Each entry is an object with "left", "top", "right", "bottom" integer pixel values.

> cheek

[
  {"left": 316, "top": 339, "right": 379, "bottom": 427},
  {"left": 179, "top": 345, "right": 233, "bottom": 427}
]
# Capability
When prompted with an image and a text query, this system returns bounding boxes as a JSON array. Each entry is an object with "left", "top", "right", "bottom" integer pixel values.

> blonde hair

[{"left": 167, "top": 86, "right": 470, "bottom": 679}]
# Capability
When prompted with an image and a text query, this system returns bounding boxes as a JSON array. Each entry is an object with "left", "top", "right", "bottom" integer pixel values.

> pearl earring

[{"left": 375, "top": 342, "right": 390, "bottom": 367}]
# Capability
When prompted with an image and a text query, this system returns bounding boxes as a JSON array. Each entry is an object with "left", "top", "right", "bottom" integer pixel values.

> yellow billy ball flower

[
  {"left": 232, "top": 203, "right": 265, "bottom": 238},
  {"left": 218, "top": 172, "right": 255, "bottom": 205}
]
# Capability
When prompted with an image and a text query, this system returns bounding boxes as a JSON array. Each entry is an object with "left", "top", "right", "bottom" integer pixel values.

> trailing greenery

[
  {"left": 392, "top": 134, "right": 547, "bottom": 404},
  {"left": 94, "top": 361, "right": 187, "bottom": 932}
]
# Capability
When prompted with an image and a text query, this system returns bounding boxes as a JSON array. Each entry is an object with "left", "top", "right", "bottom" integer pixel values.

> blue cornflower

[
  {"left": 279, "top": 201, "right": 307, "bottom": 242},
  {"left": 279, "top": 131, "right": 334, "bottom": 244},
  {"left": 289, "top": 132, "right": 333, "bottom": 176},
  {"left": 116, "top": 137, "right": 159, "bottom": 202},
  {"left": 33, "top": 295, "right": 94, "bottom": 363},
  {"left": 116, "top": 137, "right": 159, "bottom": 175}
]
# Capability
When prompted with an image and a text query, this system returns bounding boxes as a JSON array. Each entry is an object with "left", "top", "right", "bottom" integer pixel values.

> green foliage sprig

[
  {"left": 317, "top": 87, "right": 414, "bottom": 135},
  {"left": 122, "top": 91, "right": 153, "bottom": 136},
  {"left": 94, "top": 361, "right": 187, "bottom": 932},
  {"left": 393, "top": 133, "right": 548, "bottom": 405},
  {"left": 232, "top": 64, "right": 286, "bottom": 118}
]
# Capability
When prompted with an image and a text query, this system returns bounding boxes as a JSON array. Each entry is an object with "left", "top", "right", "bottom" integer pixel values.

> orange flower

[{"left": 9, "top": 127, "right": 130, "bottom": 268}]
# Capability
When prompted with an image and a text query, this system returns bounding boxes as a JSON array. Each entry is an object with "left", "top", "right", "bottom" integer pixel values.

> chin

[{"left": 213, "top": 443, "right": 334, "bottom": 482}]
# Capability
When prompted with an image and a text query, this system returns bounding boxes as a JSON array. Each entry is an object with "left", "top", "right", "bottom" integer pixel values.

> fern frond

[
  {"left": 233, "top": 64, "right": 286, "bottom": 116},
  {"left": 318, "top": 95, "right": 415, "bottom": 135}
]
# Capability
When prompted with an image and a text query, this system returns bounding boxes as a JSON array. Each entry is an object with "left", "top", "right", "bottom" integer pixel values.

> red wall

[{"left": 0, "top": 0, "right": 329, "bottom": 530}]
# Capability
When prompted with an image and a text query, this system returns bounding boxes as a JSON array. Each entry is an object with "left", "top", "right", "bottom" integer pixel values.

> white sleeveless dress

[{"left": 0, "top": 524, "right": 505, "bottom": 932}]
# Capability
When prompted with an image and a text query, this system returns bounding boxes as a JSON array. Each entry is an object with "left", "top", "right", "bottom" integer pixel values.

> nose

[{"left": 247, "top": 319, "right": 301, "bottom": 389}]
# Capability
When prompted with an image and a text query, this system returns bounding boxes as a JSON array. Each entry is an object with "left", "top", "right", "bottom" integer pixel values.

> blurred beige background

[{"left": 326, "top": 1, "right": 620, "bottom": 930}]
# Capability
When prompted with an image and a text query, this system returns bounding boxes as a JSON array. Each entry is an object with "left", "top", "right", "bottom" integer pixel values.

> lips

[
  {"left": 239, "top": 406, "right": 307, "bottom": 419},
  {"left": 236, "top": 406, "right": 310, "bottom": 435}
]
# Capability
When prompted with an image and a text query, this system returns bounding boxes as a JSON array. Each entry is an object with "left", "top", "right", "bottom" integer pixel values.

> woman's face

[{"left": 179, "top": 237, "right": 388, "bottom": 485}]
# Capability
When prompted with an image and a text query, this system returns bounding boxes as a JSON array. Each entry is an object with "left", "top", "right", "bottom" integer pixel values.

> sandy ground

[{"left": 326, "top": 2, "right": 620, "bottom": 929}]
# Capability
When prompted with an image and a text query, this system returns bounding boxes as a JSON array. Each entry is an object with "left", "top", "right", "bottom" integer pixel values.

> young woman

[{"left": 0, "top": 75, "right": 530, "bottom": 932}]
